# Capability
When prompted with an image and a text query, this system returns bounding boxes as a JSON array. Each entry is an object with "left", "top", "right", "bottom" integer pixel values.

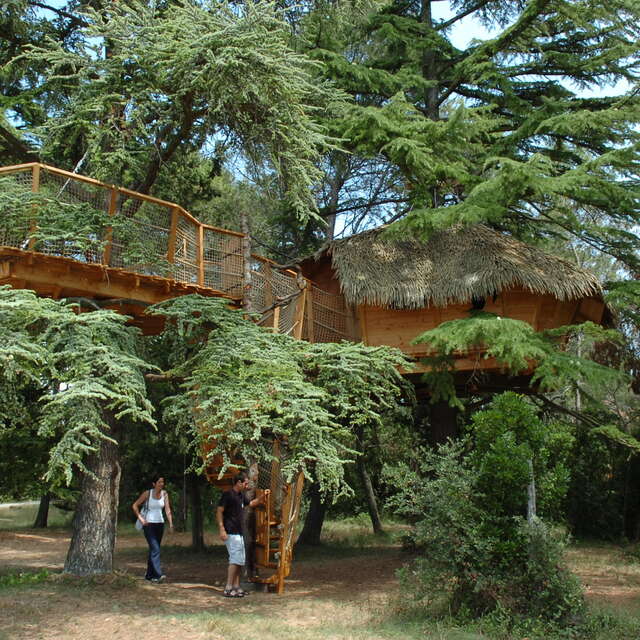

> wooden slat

[
  {"left": 201, "top": 222, "right": 244, "bottom": 238},
  {"left": 28, "top": 164, "right": 40, "bottom": 250},
  {"left": 102, "top": 188, "right": 118, "bottom": 266},
  {"left": 0, "top": 162, "right": 39, "bottom": 175},
  {"left": 166, "top": 206, "right": 179, "bottom": 264}
]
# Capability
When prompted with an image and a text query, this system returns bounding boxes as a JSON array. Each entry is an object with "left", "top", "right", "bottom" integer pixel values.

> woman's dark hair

[{"left": 150, "top": 474, "right": 163, "bottom": 486}]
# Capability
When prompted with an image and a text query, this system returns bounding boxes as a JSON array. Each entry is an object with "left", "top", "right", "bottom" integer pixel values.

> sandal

[{"left": 223, "top": 588, "right": 243, "bottom": 598}]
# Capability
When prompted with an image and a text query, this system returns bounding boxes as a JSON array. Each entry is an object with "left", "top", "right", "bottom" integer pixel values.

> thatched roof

[{"left": 319, "top": 225, "right": 603, "bottom": 309}]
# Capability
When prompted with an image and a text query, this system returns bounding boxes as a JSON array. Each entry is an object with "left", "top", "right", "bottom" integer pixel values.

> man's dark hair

[{"left": 232, "top": 471, "right": 248, "bottom": 485}]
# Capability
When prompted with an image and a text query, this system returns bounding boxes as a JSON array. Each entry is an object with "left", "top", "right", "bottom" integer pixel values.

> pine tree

[{"left": 300, "top": 0, "right": 640, "bottom": 267}]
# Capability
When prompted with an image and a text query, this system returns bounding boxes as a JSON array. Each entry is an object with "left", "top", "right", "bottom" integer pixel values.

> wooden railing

[
  {"left": 0, "top": 162, "right": 246, "bottom": 295},
  {"left": 0, "top": 162, "right": 355, "bottom": 342}
]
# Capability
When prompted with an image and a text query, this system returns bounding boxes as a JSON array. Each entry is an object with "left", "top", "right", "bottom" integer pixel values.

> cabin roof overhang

[{"left": 304, "top": 224, "right": 605, "bottom": 310}]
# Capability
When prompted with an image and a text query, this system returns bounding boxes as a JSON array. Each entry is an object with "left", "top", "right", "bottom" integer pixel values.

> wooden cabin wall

[
  {"left": 298, "top": 254, "right": 342, "bottom": 295},
  {"left": 359, "top": 288, "right": 606, "bottom": 362}
]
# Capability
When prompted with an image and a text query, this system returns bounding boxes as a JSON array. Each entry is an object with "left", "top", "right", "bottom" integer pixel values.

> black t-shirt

[{"left": 218, "top": 489, "right": 249, "bottom": 535}]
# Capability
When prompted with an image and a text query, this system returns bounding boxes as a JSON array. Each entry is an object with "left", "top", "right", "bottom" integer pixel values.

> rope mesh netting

[
  {"left": 0, "top": 165, "right": 355, "bottom": 347},
  {"left": 38, "top": 170, "right": 111, "bottom": 263},
  {"left": 304, "top": 285, "right": 354, "bottom": 343},
  {"left": 0, "top": 171, "right": 32, "bottom": 248},
  {"left": 203, "top": 229, "right": 243, "bottom": 296},
  {"left": 251, "top": 261, "right": 303, "bottom": 335}
]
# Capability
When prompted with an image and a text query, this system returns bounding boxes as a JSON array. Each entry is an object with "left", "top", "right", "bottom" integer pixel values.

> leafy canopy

[
  {"left": 149, "top": 295, "right": 412, "bottom": 494},
  {"left": 0, "top": 286, "right": 155, "bottom": 485}
]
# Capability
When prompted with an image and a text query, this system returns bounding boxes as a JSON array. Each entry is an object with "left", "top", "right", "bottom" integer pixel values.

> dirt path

[
  {"left": 1, "top": 530, "right": 639, "bottom": 640},
  {"left": 0, "top": 529, "right": 402, "bottom": 640}
]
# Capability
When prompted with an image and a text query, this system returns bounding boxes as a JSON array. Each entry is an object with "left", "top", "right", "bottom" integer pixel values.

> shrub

[{"left": 385, "top": 393, "right": 584, "bottom": 626}]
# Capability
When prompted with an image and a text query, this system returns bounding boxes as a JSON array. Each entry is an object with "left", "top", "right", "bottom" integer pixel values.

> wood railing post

[
  {"left": 166, "top": 206, "right": 179, "bottom": 278},
  {"left": 306, "top": 285, "right": 315, "bottom": 343},
  {"left": 102, "top": 187, "right": 118, "bottom": 265},
  {"left": 272, "top": 305, "right": 281, "bottom": 333},
  {"left": 197, "top": 223, "right": 205, "bottom": 286},
  {"left": 28, "top": 164, "right": 41, "bottom": 250},
  {"left": 293, "top": 282, "right": 308, "bottom": 340}
]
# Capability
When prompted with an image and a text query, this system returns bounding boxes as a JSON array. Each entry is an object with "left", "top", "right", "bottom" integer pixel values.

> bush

[{"left": 385, "top": 393, "right": 585, "bottom": 627}]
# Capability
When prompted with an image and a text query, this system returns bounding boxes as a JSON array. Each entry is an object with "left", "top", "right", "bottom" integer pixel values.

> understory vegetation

[{"left": 2, "top": 0, "right": 640, "bottom": 637}]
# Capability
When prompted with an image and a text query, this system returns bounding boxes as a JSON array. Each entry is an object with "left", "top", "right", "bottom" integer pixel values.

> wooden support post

[
  {"left": 166, "top": 206, "right": 179, "bottom": 276},
  {"left": 272, "top": 305, "right": 281, "bottom": 333},
  {"left": 305, "top": 285, "right": 315, "bottom": 343},
  {"left": 197, "top": 223, "right": 205, "bottom": 287},
  {"left": 294, "top": 284, "right": 308, "bottom": 340},
  {"left": 102, "top": 188, "right": 118, "bottom": 266},
  {"left": 28, "top": 164, "right": 40, "bottom": 250}
]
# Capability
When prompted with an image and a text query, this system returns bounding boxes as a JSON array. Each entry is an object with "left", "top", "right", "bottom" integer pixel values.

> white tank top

[{"left": 145, "top": 490, "right": 165, "bottom": 523}]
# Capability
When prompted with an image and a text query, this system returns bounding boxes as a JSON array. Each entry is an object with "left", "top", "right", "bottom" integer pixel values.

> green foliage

[
  {"left": 148, "top": 294, "right": 411, "bottom": 494},
  {"left": 385, "top": 393, "right": 583, "bottom": 624},
  {"left": 470, "top": 392, "right": 574, "bottom": 523},
  {"left": 0, "top": 569, "right": 50, "bottom": 588},
  {"left": 0, "top": 286, "right": 156, "bottom": 486},
  {"left": 14, "top": 0, "right": 345, "bottom": 221},
  {"left": 414, "top": 312, "right": 626, "bottom": 405}
]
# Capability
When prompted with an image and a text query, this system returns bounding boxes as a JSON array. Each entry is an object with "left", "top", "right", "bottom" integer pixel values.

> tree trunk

[
  {"left": 297, "top": 481, "right": 327, "bottom": 546},
  {"left": 357, "top": 457, "right": 384, "bottom": 535},
  {"left": 33, "top": 492, "right": 51, "bottom": 528},
  {"left": 188, "top": 472, "right": 205, "bottom": 551},
  {"left": 420, "top": 0, "right": 440, "bottom": 122},
  {"left": 428, "top": 400, "right": 459, "bottom": 446},
  {"left": 353, "top": 424, "right": 384, "bottom": 535},
  {"left": 64, "top": 411, "right": 121, "bottom": 575},
  {"left": 527, "top": 458, "right": 537, "bottom": 523}
]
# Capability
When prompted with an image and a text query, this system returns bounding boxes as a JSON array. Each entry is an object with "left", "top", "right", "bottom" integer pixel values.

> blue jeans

[{"left": 143, "top": 522, "right": 164, "bottom": 579}]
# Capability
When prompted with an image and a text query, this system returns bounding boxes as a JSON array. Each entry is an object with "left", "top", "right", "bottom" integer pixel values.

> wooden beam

[
  {"left": 102, "top": 188, "right": 118, "bottom": 266},
  {"left": 28, "top": 164, "right": 40, "bottom": 250},
  {"left": 166, "top": 206, "right": 179, "bottom": 266},
  {"left": 0, "top": 162, "right": 39, "bottom": 175},
  {"left": 293, "top": 286, "right": 307, "bottom": 340}
]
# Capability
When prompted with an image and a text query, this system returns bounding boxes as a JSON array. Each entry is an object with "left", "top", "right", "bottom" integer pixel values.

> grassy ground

[
  {"left": 0, "top": 502, "right": 73, "bottom": 529},
  {"left": 0, "top": 505, "right": 639, "bottom": 640}
]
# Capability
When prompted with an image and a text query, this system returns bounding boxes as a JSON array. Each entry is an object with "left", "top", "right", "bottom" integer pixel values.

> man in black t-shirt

[{"left": 216, "top": 471, "right": 269, "bottom": 597}]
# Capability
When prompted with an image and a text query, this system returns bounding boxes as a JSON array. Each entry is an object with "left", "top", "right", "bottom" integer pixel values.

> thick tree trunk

[
  {"left": 64, "top": 412, "right": 121, "bottom": 575},
  {"left": 297, "top": 481, "right": 327, "bottom": 546},
  {"left": 188, "top": 472, "right": 205, "bottom": 551},
  {"left": 357, "top": 457, "right": 384, "bottom": 535},
  {"left": 33, "top": 492, "right": 51, "bottom": 528},
  {"left": 353, "top": 425, "right": 384, "bottom": 535},
  {"left": 428, "top": 400, "right": 459, "bottom": 445}
]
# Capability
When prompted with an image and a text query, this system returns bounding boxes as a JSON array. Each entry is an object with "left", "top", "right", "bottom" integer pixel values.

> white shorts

[{"left": 225, "top": 534, "right": 245, "bottom": 566}]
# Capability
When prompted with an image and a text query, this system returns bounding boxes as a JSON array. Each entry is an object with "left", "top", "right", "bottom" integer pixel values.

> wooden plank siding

[{"left": 359, "top": 288, "right": 606, "bottom": 364}]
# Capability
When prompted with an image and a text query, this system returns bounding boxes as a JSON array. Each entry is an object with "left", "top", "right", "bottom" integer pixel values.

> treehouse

[
  {"left": 0, "top": 162, "right": 611, "bottom": 586},
  {"left": 298, "top": 224, "right": 609, "bottom": 397}
]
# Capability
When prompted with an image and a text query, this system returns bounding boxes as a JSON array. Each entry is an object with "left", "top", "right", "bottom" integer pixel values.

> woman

[{"left": 133, "top": 475, "right": 174, "bottom": 583}]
